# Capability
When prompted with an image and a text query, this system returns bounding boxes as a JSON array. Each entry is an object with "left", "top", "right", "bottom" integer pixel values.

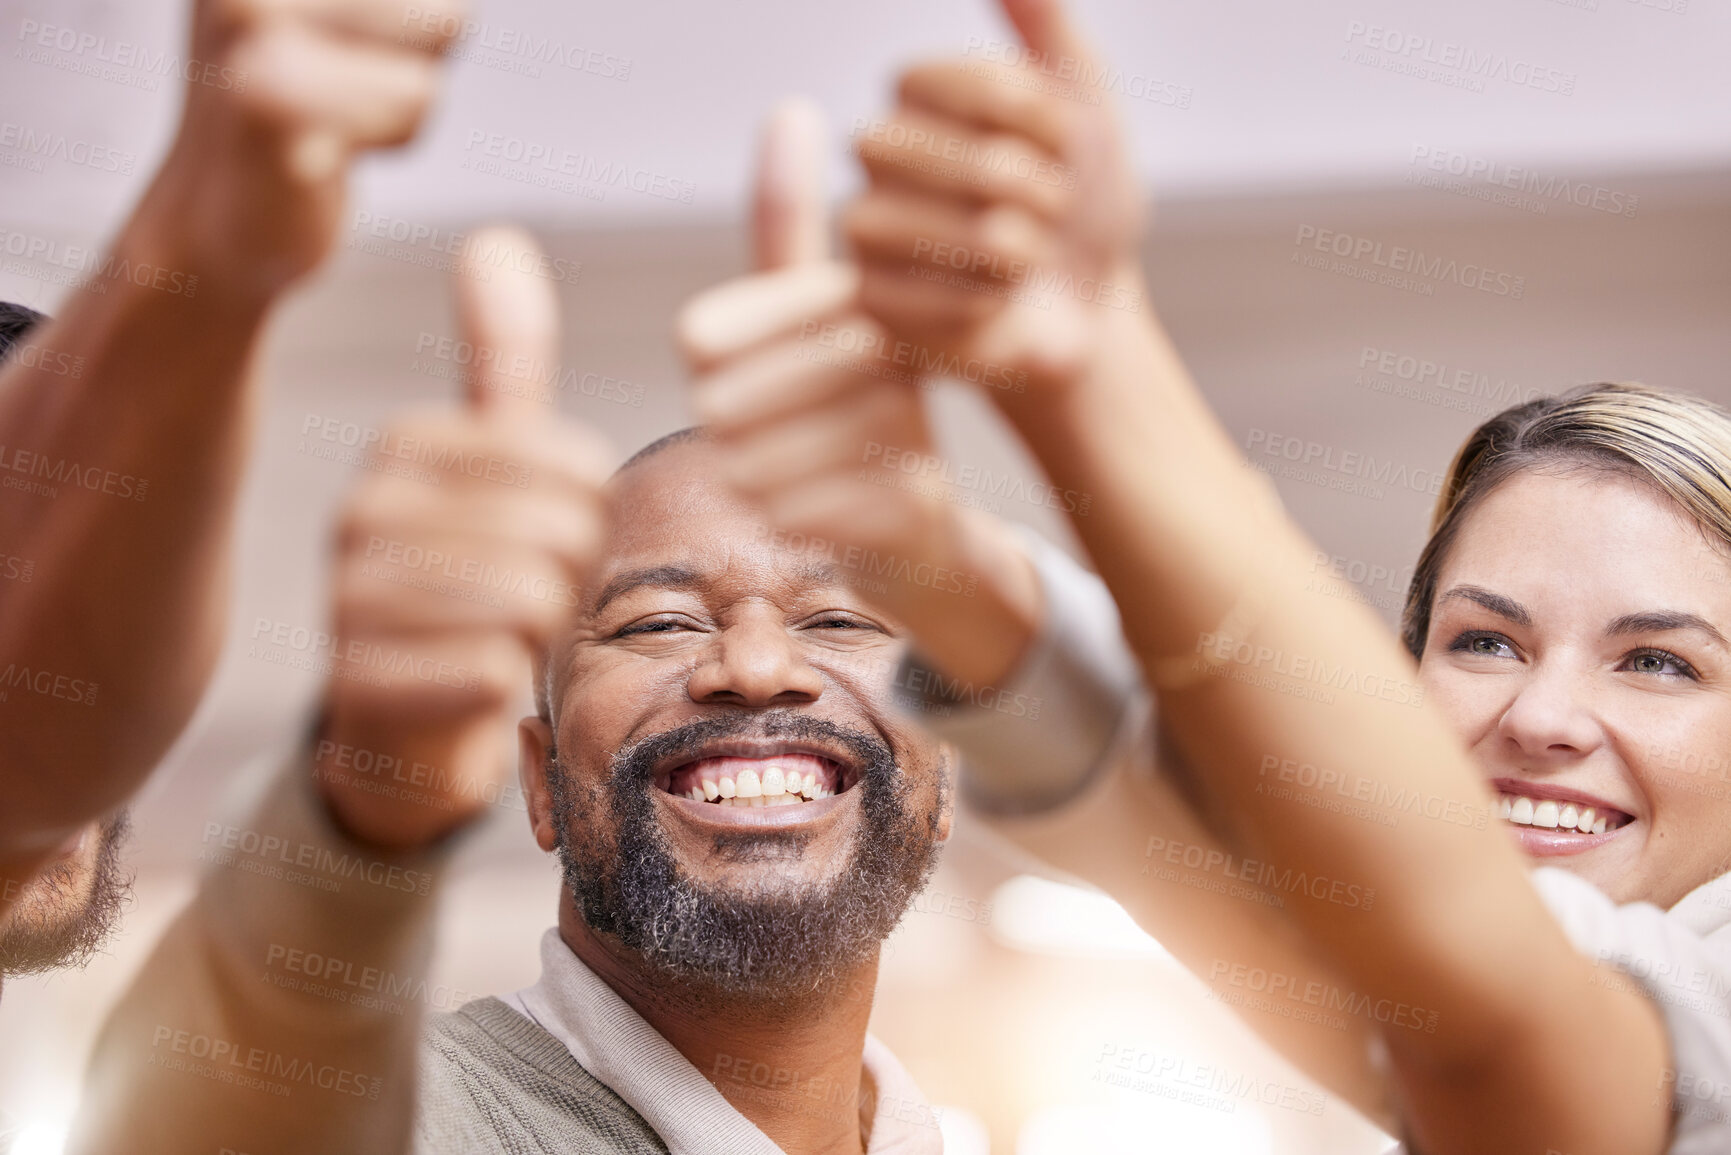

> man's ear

[
  {"left": 519, "top": 715, "right": 560, "bottom": 853},
  {"left": 935, "top": 741, "right": 958, "bottom": 843}
]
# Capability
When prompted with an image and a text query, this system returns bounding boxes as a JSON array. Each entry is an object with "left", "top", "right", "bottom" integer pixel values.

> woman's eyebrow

[
  {"left": 1606, "top": 610, "right": 1729, "bottom": 647},
  {"left": 1439, "top": 584, "right": 1532, "bottom": 626}
]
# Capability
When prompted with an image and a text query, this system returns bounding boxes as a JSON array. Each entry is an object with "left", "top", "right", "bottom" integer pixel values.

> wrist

[{"left": 312, "top": 710, "right": 497, "bottom": 852}]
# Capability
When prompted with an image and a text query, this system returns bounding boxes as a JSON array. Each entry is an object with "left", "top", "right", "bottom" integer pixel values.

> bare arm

[
  {"left": 0, "top": 0, "right": 463, "bottom": 886},
  {"left": 69, "top": 232, "right": 612, "bottom": 1155}
]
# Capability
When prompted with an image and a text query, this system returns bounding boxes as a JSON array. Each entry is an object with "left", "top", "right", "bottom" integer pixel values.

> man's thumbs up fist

[
  {"left": 139, "top": 0, "right": 468, "bottom": 303},
  {"left": 315, "top": 232, "right": 613, "bottom": 850}
]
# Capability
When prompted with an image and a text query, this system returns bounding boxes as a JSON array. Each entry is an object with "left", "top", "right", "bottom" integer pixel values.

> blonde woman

[{"left": 681, "top": 0, "right": 1731, "bottom": 1150}]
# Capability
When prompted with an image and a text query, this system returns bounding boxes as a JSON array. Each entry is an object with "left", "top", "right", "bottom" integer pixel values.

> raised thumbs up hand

[
  {"left": 677, "top": 102, "right": 1041, "bottom": 689},
  {"left": 844, "top": 0, "right": 1146, "bottom": 411},
  {"left": 314, "top": 231, "right": 613, "bottom": 849}
]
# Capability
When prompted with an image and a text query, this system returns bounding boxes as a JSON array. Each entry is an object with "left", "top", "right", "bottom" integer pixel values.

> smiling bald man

[{"left": 415, "top": 429, "right": 951, "bottom": 1155}]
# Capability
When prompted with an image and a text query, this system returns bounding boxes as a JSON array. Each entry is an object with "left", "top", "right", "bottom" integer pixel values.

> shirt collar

[{"left": 504, "top": 928, "right": 942, "bottom": 1155}]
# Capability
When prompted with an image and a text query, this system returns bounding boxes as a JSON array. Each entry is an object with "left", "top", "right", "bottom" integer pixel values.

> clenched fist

[
  {"left": 845, "top": 0, "right": 1146, "bottom": 409},
  {"left": 314, "top": 229, "right": 613, "bottom": 849},
  {"left": 139, "top": 0, "right": 466, "bottom": 300}
]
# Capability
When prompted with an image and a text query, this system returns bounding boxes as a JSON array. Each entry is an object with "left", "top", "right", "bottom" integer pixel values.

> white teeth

[
  {"left": 761, "top": 766, "right": 786, "bottom": 797},
  {"left": 702, "top": 779, "right": 720, "bottom": 801},
  {"left": 801, "top": 776, "right": 819, "bottom": 800},
  {"left": 1500, "top": 793, "right": 1621, "bottom": 836},
  {"left": 749, "top": 795, "right": 766, "bottom": 808},
  {"left": 689, "top": 786, "right": 703, "bottom": 801},
  {"left": 718, "top": 776, "right": 737, "bottom": 799},
  {"left": 784, "top": 770, "right": 804, "bottom": 796},
  {"left": 736, "top": 769, "right": 762, "bottom": 798}
]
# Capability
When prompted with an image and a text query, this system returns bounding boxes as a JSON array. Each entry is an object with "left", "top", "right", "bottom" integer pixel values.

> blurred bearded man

[
  {"left": 0, "top": 303, "right": 133, "bottom": 995},
  {"left": 415, "top": 430, "right": 951, "bottom": 1155}
]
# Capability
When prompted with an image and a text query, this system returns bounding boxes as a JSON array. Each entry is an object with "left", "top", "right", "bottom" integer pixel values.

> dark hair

[
  {"left": 0, "top": 302, "right": 46, "bottom": 361},
  {"left": 1400, "top": 382, "right": 1731, "bottom": 658},
  {"left": 613, "top": 426, "right": 710, "bottom": 476}
]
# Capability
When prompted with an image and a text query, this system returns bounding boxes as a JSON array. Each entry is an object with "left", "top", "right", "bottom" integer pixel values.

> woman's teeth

[
  {"left": 680, "top": 765, "right": 832, "bottom": 808},
  {"left": 1499, "top": 793, "right": 1612, "bottom": 835}
]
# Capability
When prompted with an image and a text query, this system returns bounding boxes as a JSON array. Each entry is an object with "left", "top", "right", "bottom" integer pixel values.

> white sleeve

[
  {"left": 892, "top": 527, "right": 1147, "bottom": 815},
  {"left": 1531, "top": 866, "right": 1731, "bottom": 1152}
]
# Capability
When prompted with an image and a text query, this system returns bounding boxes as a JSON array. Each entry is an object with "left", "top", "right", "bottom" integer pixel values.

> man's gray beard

[
  {"left": 0, "top": 811, "right": 132, "bottom": 978},
  {"left": 548, "top": 711, "right": 945, "bottom": 1006}
]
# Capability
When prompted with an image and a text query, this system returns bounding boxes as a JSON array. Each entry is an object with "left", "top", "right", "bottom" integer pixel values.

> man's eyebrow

[
  {"left": 591, "top": 565, "right": 703, "bottom": 613},
  {"left": 1438, "top": 585, "right": 1533, "bottom": 626},
  {"left": 1607, "top": 610, "right": 1729, "bottom": 648}
]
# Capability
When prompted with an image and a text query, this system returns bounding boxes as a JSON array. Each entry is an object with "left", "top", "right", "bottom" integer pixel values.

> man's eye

[
  {"left": 1622, "top": 648, "right": 1699, "bottom": 680},
  {"left": 805, "top": 615, "right": 875, "bottom": 632},
  {"left": 615, "top": 618, "right": 690, "bottom": 638},
  {"left": 1451, "top": 631, "right": 1515, "bottom": 659}
]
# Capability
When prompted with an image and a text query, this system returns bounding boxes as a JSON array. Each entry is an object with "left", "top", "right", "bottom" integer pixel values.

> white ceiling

[{"left": 4, "top": 0, "right": 1729, "bottom": 247}]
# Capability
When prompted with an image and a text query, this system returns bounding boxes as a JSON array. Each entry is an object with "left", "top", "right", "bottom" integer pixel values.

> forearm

[
  {"left": 0, "top": 196, "right": 270, "bottom": 854},
  {"left": 995, "top": 278, "right": 1668, "bottom": 1151},
  {"left": 70, "top": 749, "right": 450, "bottom": 1155}
]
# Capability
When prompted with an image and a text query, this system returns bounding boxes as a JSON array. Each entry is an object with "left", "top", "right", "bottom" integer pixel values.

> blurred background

[{"left": 1, "top": 0, "right": 1728, "bottom": 1151}]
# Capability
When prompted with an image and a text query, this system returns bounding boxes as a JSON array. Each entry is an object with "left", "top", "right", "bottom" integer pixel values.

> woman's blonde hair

[{"left": 1401, "top": 382, "right": 1731, "bottom": 657}]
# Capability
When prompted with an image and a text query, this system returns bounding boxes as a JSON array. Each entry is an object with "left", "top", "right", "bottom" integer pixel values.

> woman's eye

[
  {"left": 1452, "top": 631, "right": 1515, "bottom": 659},
  {"left": 1622, "top": 649, "right": 1698, "bottom": 679}
]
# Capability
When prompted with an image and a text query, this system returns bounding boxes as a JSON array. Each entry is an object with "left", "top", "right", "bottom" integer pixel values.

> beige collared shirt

[{"left": 502, "top": 929, "right": 944, "bottom": 1155}]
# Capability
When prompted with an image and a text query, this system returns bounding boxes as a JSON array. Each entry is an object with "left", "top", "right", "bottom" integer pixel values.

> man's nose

[{"left": 686, "top": 614, "right": 825, "bottom": 707}]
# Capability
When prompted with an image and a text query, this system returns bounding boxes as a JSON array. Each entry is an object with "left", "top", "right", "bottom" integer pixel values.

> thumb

[
  {"left": 452, "top": 226, "right": 562, "bottom": 418},
  {"left": 999, "top": 0, "right": 1096, "bottom": 69},
  {"left": 753, "top": 97, "right": 829, "bottom": 271}
]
